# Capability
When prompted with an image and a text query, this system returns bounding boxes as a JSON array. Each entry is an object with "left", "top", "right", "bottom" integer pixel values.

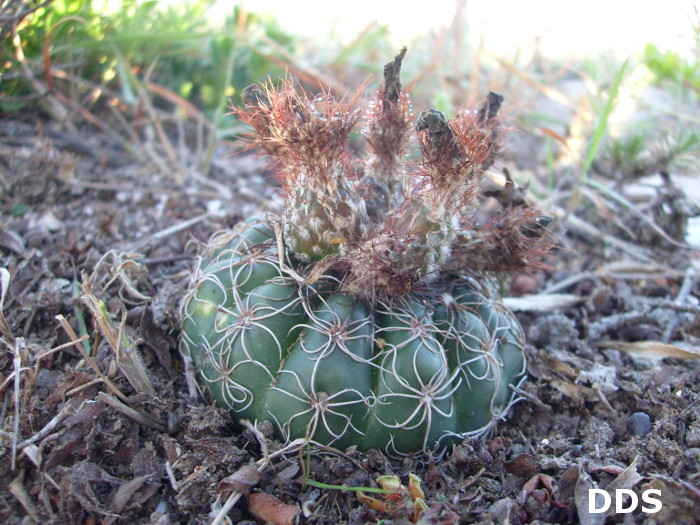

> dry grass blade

[
  {"left": 10, "top": 23, "right": 75, "bottom": 130},
  {"left": 583, "top": 181, "right": 687, "bottom": 248},
  {"left": 600, "top": 340, "right": 700, "bottom": 362},
  {"left": 0, "top": 267, "right": 12, "bottom": 339},
  {"left": 503, "top": 294, "right": 582, "bottom": 312},
  {"left": 97, "top": 392, "right": 167, "bottom": 432},
  {"left": 34, "top": 336, "right": 90, "bottom": 368},
  {"left": 56, "top": 313, "right": 166, "bottom": 431},
  {"left": 78, "top": 273, "right": 155, "bottom": 396},
  {"left": 165, "top": 461, "right": 179, "bottom": 491},
  {"left": 15, "top": 70, "right": 146, "bottom": 162},
  {"left": 0, "top": 0, "right": 51, "bottom": 42},
  {"left": 10, "top": 337, "right": 24, "bottom": 471},
  {"left": 551, "top": 205, "right": 655, "bottom": 262},
  {"left": 122, "top": 212, "right": 211, "bottom": 252},
  {"left": 17, "top": 399, "right": 75, "bottom": 450},
  {"left": 272, "top": 220, "right": 306, "bottom": 283},
  {"left": 51, "top": 89, "right": 144, "bottom": 158},
  {"left": 490, "top": 53, "right": 576, "bottom": 110},
  {"left": 565, "top": 60, "right": 628, "bottom": 221},
  {"left": 256, "top": 34, "right": 354, "bottom": 99},
  {"left": 146, "top": 81, "right": 206, "bottom": 121},
  {"left": 543, "top": 261, "right": 686, "bottom": 294},
  {"left": 55, "top": 314, "right": 129, "bottom": 402},
  {"left": 137, "top": 66, "right": 180, "bottom": 177},
  {"left": 9, "top": 475, "right": 41, "bottom": 523},
  {"left": 676, "top": 266, "right": 696, "bottom": 304},
  {"left": 198, "top": 33, "right": 237, "bottom": 178},
  {"left": 89, "top": 251, "right": 151, "bottom": 302}
]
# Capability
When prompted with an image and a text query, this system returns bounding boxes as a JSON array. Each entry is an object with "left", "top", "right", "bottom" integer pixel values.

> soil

[{"left": 1, "top": 108, "right": 699, "bottom": 525}]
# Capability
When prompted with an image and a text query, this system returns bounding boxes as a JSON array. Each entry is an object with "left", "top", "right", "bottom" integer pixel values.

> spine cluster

[{"left": 235, "top": 49, "right": 550, "bottom": 297}]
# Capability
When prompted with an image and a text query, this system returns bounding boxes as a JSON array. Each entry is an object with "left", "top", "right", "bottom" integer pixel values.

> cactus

[{"left": 180, "top": 49, "right": 551, "bottom": 455}]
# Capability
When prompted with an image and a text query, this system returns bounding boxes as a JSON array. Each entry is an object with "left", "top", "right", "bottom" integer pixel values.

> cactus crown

[{"left": 235, "top": 48, "right": 550, "bottom": 298}]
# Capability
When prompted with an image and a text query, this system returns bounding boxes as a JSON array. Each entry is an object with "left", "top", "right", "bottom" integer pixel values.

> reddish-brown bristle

[{"left": 232, "top": 57, "right": 552, "bottom": 293}]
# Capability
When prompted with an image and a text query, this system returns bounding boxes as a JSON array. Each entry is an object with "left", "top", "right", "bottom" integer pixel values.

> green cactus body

[
  {"left": 181, "top": 50, "right": 552, "bottom": 455},
  {"left": 181, "top": 220, "right": 526, "bottom": 456}
]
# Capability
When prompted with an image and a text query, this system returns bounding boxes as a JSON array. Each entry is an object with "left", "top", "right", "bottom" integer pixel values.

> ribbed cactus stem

[{"left": 181, "top": 220, "right": 528, "bottom": 456}]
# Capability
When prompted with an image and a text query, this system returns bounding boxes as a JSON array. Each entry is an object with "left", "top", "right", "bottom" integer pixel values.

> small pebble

[
  {"left": 628, "top": 412, "right": 652, "bottom": 437},
  {"left": 570, "top": 444, "right": 583, "bottom": 457}
]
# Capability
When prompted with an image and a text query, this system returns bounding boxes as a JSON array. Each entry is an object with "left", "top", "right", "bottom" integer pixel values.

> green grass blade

[
  {"left": 305, "top": 479, "right": 394, "bottom": 494},
  {"left": 198, "top": 37, "right": 237, "bottom": 177},
  {"left": 565, "top": 59, "right": 628, "bottom": 217}
]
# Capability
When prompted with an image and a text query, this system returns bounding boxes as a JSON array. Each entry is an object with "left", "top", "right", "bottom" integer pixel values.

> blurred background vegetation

[
  {"left": 3, "top": 1, "right": 697, "bottom": 115},
  {"left": 1, "top": 0, "right": 698, "bottom": 211},
  {"left": 4, "top": 1, "right": 697, "bottom": 113}
]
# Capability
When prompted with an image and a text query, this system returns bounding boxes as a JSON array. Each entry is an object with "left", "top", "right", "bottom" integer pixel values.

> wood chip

[{"left": 247, "top": 493, "right": 299, "bottom": 525}]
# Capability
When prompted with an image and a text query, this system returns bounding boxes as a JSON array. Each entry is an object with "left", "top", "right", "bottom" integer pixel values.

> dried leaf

[
  {"left": 0, "top": 267, "right": 8, "bottom": 306},
  {"left": 0, "top": 229, "right": 25, "bottom": 254},
  {"left": 413, "top": 497, "right": 427, "bottom": 523},
  {"left": 522, "top": 473, "right": 556, "bottom": 493},
  {"left": 558, "top": 465, "right": 581, "bottom": 503},
  {"left": 277, "top": 463, "right": 300, "bottom": 482},
  {"left": 110, "top": 475, "right": 150, "bottom": 513},
  {"left": 56, "top": 461, "right": 123, "bottom": 517},
  {"left": 574, "top": 469, "right": 605, "bottom": 525},
  {"left": 217, "top": 464, "right": 262, "bottom": 495},
  {"left": 606, "top": 458, "right": 643, "bottom": 493},
  {"left": 575, "top": 459, "right": 643, "bottom": 524},
  {"left": 0, "top": 267, "right": 10, "bottom": 338},
  {"left": 9, "top": 476, "right": 41, "bottom": 522},
  {"left": 590, "top": 465, "right": 626, "bottom": 476},
  {"left": 643, "top": 476, "right": 700, "bottom": 522},
  {"left": 550, "top": 377, "right": 593, "bottom": 404},
  {"left": 303, "top": 253, "right": 341, "bottom": 285},
  {"left": 538, "top": 350, "right": 579, "bottom": 380},
  {"left": 43, "top": 400, "right": 106, "bottom": 471},
  {"left": 80, "top": 277, "right": 155, "bottom": 396},
  {"left": 518, "top": 473, "right": 558, "bottom": 519},
  {"left": 602, "top": 340, "right": 700, "bottom": 361},
  {"left": 376, "top": 475, "right": 403, "bottom": 491},
  {"left": 505, "top": 454, "right": 541, "bottom": 479},
  {"left": 414, "top": 501, "right": 461, "bottom": 525},
  {"left": 540, "top": 126, "right": 571, "bottom": 149},
  {"left": 247, "top": 493, "right": 299, "bottom": 525},
  {"left": 23, "top": 444, "right": 42, "bottom": 469}
]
